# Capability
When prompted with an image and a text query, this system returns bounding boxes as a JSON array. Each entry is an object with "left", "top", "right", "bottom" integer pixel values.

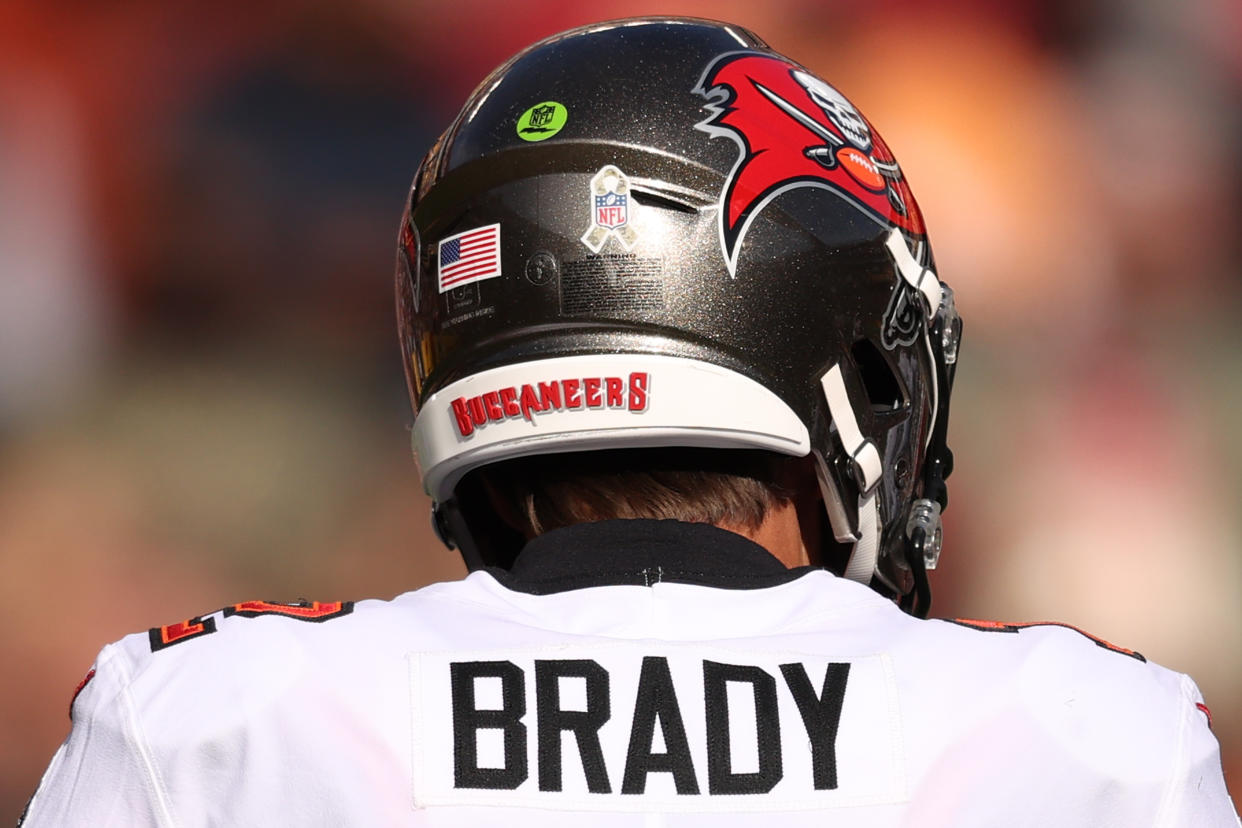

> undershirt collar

[{"left": 495, "top": 519, "right": 819, "bottom": 595}]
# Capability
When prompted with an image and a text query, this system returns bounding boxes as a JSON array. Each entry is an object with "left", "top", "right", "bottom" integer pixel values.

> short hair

[{"left": 480, "top": 448, "right": 801, "bottom": 537}]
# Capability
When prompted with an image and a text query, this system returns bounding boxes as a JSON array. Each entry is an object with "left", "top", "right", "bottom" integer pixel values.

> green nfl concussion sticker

[{"left": 517, "top": 101, "right": 567, "bottom": 141}]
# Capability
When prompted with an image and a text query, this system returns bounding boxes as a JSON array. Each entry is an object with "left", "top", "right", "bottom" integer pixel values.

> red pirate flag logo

[{"left": 694, "top": 52, "right": 926, "bottom": 275}]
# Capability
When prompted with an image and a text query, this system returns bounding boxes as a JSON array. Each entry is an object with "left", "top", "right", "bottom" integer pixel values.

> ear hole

[{"left": 851, "top": 339, "right": 904, "bottom": 411}]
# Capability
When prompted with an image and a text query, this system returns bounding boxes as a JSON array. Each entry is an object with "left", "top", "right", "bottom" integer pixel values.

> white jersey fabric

[{"left": 24, "top": 520, "right": 1240, "bottom": 826}]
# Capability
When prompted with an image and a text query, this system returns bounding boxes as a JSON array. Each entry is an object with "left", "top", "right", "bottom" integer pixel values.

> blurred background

[{"left": 2, "top": 0, "right": 1239, "bottom": 818}]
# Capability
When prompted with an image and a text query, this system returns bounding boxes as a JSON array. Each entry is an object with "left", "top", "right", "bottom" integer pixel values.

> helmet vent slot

[
  {"left": 629, "top": 190, "right": 701, "bottom": 214},
  {"left": 851, "top": 339, "right": 904, "bottom": 411}
]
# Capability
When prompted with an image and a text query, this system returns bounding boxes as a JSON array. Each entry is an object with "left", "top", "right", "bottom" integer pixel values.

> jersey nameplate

[{"left": 409, "top": 645, "right": 905, "bottom": 811}]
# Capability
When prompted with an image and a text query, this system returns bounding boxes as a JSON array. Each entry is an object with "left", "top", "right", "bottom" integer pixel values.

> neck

[{"left": 720, "top": 500, "right": 810, "bottom": 568}]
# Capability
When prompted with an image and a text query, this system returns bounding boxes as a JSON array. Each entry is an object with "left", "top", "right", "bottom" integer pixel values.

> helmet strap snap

[{"left": 819, "top": 363, "right": 883, "bottom": 584}]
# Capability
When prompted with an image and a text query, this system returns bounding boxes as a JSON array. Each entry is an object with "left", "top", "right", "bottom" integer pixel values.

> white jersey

[{"left": 23, "top": 520, "right": 1239, "bottom": 827}]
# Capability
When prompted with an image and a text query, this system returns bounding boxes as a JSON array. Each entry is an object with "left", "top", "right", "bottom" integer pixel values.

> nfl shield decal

[{"left": 581, "top": 165, "right": 638, "bottom": 253}]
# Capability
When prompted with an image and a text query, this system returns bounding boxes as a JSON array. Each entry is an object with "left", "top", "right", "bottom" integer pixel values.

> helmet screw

[{"left": 525, "top": 252, "right": 558, "bottom": 285}]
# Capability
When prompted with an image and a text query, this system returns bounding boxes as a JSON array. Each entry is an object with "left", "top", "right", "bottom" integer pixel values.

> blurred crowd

[{"left": 1, "top": 0, "right": 1239, "bottom": 819}]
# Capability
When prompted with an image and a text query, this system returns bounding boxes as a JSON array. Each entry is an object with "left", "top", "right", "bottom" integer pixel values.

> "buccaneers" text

[{"left": 450, "top": 372, "right": 650, "bottom": 437}]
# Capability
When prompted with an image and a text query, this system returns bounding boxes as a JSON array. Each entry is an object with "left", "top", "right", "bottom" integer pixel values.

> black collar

[{"left": 494, "top": 519, "right": 817, "bottom": 595}]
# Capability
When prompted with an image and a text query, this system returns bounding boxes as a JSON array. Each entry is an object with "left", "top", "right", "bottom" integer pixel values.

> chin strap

[
  {"left": 893, "top": 227, "right": 960, "bottom": 618},
  {"left": 899, "top": 498, "right": 942, "bottom": 617},
  {"left": 885, "top": 230, "right": 943, "bottom": 328},
  {"left": 819, "top": 363, "right": 882, "bottom": 583},
  {"left": 821, "top": 229, "right": 958, "bottom": 618},
  {"left": 885, "top": 228, "right": 944, "bottom": 450}
]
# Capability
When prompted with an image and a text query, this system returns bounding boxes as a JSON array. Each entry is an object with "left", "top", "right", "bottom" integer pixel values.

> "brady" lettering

[{"left": 449, "top": 656, "right": 850, "bottom": 796}]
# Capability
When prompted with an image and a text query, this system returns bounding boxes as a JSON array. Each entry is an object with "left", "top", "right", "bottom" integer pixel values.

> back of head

[
  {"left": 396, "top": 17, "right": 961, "bottom": 615},
  {"left": 481, "top": 448, "right": 806, "bottom": 540}
]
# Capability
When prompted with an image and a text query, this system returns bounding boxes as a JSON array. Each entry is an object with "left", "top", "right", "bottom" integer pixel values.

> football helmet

[{"left": 396, "top": 17, "right": 961, "bottom": 616}]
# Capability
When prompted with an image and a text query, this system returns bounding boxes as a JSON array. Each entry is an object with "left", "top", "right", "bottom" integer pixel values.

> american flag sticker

[{"left": 437, "top": 224, "right": 502, "bottom": 293}]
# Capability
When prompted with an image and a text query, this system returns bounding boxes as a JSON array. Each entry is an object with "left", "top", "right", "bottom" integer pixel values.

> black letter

[
  {"left": 779, "top": 662, "right": 850, "bottom": 790},
  {"left": 535, "top": 659, "right": 612, "bottom": 793},
  {"left": 704, "top": 661, "right": 783, "bottom": 794},
  {"left": 451, "top": 661, "right": 527, "bottom": 789},
  {"left": 621, "top": 656, "right": 699, "bottom": 794}
]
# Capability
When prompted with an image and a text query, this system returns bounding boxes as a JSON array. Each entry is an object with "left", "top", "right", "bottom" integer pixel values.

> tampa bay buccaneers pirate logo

[{"left": 694, "top": 52, "right": 926, "bottom": 276}]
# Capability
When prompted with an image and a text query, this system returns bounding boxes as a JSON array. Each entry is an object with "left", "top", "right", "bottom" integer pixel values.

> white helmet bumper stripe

[{"left": 414, "top": 354, "right": 811, "bottom": 502}]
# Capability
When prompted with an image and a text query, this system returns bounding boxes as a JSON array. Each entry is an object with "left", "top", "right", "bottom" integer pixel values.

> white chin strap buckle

[
  {"left": 820, "top": 364, "right": 881, "bottom": 583},
  {"left": 820, "top": 230, "right": 949, "bottom": 587}
]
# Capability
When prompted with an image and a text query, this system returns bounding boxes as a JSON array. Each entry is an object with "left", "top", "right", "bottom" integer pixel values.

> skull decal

[
  {"left": 695, "top": 52, "right": 925, "bottom": 274},
  {"left": 793, "top": 70, "right": 871, "bottom": 151}
]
